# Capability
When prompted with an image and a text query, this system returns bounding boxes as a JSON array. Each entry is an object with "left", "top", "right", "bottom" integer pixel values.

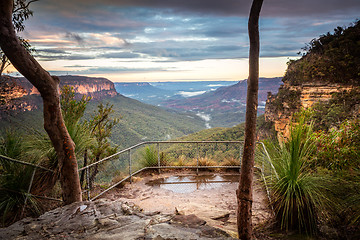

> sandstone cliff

[
  {"left": 265, "top": 81, "right": 358, "bottom": 138},
  {"left": 14, "top": 75, "right": 118, "bottom": 99},
  {"left": 0, "top": 75, "right": 118, "bottom": 117}
]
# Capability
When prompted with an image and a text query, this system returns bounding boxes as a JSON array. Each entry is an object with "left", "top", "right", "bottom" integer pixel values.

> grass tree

[
  {"left": 0, "top": 130, "right": 39, "bottom": 226},
  {"left": 264, "top": 118, "right": 331, "bottom": 234}
]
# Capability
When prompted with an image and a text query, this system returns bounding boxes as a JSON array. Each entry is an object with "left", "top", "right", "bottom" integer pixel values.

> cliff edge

[
  {"left": 265, "top": 20, "right": 360, "bottom": 138},
  {"left": 0, "top": 75, "right": 118, "bottom": 117}
]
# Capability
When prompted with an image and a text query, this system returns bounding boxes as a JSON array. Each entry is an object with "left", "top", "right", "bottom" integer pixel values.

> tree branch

[{"left": 13, "top": 0, "right": 39, "bottom": 13}]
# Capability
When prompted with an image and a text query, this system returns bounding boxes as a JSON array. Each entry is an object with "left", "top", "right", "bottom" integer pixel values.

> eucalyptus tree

[
  {"left": 0, "top": 0, "right": 82, "bottom": 204},
  {"left": 0, "top": 0, "right": 36, "bottom": 75},
  {"left": 237, "top": 0, "right": 264, "bottom": 239}
]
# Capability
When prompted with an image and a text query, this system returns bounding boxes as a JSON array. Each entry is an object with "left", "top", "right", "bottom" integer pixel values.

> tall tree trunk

[
  {"left": 237, "top": 0, "right": 263, "bottom": 239},
  {"left": 0, "top": 0, "right": 82, "bottom": 204}
]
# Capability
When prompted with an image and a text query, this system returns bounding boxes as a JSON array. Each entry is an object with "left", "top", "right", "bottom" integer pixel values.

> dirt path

[{"left": 102, "top": 170, "right": 272, "bottom": 237}]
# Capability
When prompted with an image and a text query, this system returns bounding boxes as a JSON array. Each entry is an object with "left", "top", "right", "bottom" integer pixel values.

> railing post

[
  {"left": 157, "top": 143, "right": 161, "bottom": 174},
  {"left": 22, "top": 167, "right": 36, "bottom": 217},
  {"left": 129, "top": 149, "right": 132, "bottom": 184},
  {"left": 196, "top": 142, "right": 199, "bottom": 175},
  {"left": 86, "top": 167, "right": 90, "bottom": 201},
  {"left": 239, "top": 143, "right": 242, "bottom": 172}
]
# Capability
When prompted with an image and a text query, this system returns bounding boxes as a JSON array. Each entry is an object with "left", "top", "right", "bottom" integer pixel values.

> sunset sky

[{"left": 12, "top": 0, "right": 360, "bottom": 82}]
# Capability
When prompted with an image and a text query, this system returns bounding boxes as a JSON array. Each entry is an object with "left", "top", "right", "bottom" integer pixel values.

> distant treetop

[{"left": 284, "top": 20, "right": 360, "bottom": 85}]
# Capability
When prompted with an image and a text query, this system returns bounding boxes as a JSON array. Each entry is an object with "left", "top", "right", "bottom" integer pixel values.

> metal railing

[
  {"left": 79, "top": 141, "right": 275, "bottom": 202},
  {"left": 0, "top": 140, "right": 276, "bottom": 214}
]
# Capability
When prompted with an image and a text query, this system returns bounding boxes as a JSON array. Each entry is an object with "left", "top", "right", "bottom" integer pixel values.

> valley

[
  {"left": 0, "top": 75, "right": 206, "bottom": 149},
  {"left": 116, "top": 78, "right": 282, "bottom": 128},
  {"left": 1, "top": 75, "right": 283, "bottom": 147}
]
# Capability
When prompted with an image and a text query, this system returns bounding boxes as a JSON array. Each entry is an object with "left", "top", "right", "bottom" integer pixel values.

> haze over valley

[{"left": 115, "top": 77, "right": 282, "bottom": 128}]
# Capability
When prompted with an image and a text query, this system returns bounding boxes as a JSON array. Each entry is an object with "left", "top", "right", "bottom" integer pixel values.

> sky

[{"left": 11, "top": 0, "right": 360, "bottom": 82}]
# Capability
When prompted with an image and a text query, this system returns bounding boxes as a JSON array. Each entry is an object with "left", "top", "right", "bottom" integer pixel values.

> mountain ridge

[{"left": 160, "top": 77, "right": 282, "bottom": 127}]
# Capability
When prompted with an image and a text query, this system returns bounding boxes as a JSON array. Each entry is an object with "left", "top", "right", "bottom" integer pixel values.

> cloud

[
  {"left": 36, "top": 49, "right": 67, "bottom": 54},
  {"left": 47, "top": 66, "right": 170, "bottom": 76},
  {"left": 31, "top": 0, "right": 360, "bottom": 17},
  {"left": 34, "top": 52, "right": 96, "bottom": 61},
  {"left": 65, "top": 32, "right": 85, "bottom": 46},
  {"left": 20, "top": 0, "right": 359, "bottom": 80},
  {"left": 99, "top": 52, "right": 140, "bottom": 59}
]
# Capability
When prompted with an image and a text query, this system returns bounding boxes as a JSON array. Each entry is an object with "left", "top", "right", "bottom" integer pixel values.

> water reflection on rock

[{"left": 146, "top": 174, "right": 239, "bottom": 193}]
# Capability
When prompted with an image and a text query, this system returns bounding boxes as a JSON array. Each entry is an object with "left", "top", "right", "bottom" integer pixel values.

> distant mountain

[
  {"left": 115, "top": 82, "right": 176, "bottom": 104},
  {"left": 162, "top": 77, "right": 282, "bottom": 111},
  {"left": 114, "top": 81, "right": 238, "bottom": 105},
  {"left": 151, "top": 81, "right": 238, "bottom": 92},
  {"left": 161, "top": 77, "right": 283, "bottom": 128}
]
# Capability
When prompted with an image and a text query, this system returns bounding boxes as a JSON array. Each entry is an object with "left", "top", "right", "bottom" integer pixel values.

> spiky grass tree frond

[
  {"left": 24, "top": 132, "right": 57, "bottom": 169},
  {"left": 66, "top": 122, "right": 95, "bottom": 161},
  {"left": 0, "top": 164, "right": 40, "bottom": 226},
  {"left": 0, "top": 129, "right": 24, "bottom": 168},
  {"left": 24, "top": 122, "right": 94, "bottom": 196},
  {"left": 0, "top": 130, "right": 40, "bottom": 226},
  {"left": 264, "top": 118, "right": 332, "bottom": 234}
]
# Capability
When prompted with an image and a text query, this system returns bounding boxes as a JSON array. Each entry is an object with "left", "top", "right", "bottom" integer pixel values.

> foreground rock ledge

[{"left": 0, "top": 199, "right": 235, "bottom": 240}]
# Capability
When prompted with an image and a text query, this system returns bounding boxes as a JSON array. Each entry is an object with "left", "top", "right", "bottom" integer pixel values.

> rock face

[
  {"left": 0, "top": 75, "right": 41, "bottom": 115},
  {"left": 265, "top": 80, "right": 355, "bottom": 138},
  {"left": 15, "top": 75, "right": 118, "bottom": 99},
  {"left": 0, "top": 199, "right": 235, "bottom": 240},
  {"left": 0, "top": 75, "right": 118, "bottom": 117}
]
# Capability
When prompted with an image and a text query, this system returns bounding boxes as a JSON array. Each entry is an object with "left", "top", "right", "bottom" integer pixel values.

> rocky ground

[
  {"left": 0, "top": 199, "right": 236, "bottom": 240},
  {"left": 0, "top": 171, "right": 272, "bottom": 239},
  {"left": 103, "top": 171, "right": 271, "bottom": 238}
]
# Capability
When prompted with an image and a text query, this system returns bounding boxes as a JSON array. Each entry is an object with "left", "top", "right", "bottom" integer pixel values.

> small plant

[
  {"left": 140, "top": 145, "right": 168, "bottom": 168},
  {"left": 198, "top": 157, "right": 216, "bottom": 167},
  {"left": 141, "top": 145, "right": 158, "bottom": 167},
  {"left": 174, "top": 155, "right": 188, "bottom": 166},
  {"left": 187, "top": 156, "right": 217, "bottom": 171}
]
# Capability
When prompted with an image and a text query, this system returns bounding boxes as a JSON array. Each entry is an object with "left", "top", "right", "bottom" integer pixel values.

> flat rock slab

[
  {"left": 108, "top": 172, "right": 271, "bottom": 238},
  {"left": 176, "top": 202, "right": 230, "bottom": 221},
  {"left": 0, "top": 199, "right": 235, "bottom": 240}
]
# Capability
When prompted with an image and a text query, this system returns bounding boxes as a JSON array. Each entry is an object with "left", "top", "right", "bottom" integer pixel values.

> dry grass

[{"left": 221, "top": 157, "right": 240, "bottom": 167}]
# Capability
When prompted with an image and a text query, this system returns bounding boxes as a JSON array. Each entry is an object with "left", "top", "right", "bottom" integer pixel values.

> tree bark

[
  {"left": 0, "top": 0, "right": 82, "bottom": 204},
  {"left": 237, "top": 0, "right": 263, "bottom": 239}
]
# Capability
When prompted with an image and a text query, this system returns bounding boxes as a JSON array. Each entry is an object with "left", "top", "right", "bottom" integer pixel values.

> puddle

[{"left": 146, "top": 174, "right": 239, "bottom": 193}]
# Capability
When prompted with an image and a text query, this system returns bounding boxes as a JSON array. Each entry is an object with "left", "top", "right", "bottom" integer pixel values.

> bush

[{"left": 313, "top": 119, "right": 360, "bottom": 171}]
